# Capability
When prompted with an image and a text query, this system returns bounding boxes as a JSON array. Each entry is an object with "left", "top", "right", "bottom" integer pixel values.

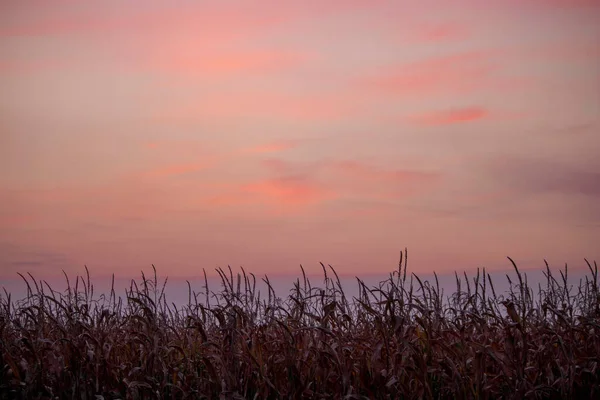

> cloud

[
  {"left": 239, "top": 141, "right": 297, "bottom": 154},
  {"left": 0, "top": 3, "right": 281, "bottom": 38},
  {"left": 0, "top": 172, "right": 212, "bottom": 228},
  {"left": 155, "top": 89, "right": 363, "bottom": 124},
  {"left": 140, "top": 140, "right": 298, "bottom": 179},
  {"left": 417, "top": 23, "right": 470, "bottom": 42},
  {"left": 139, "top": 139, "right": 214, "bottom": 154},
  {"left": 527, "top": 41, "right": 600, "bottom": 62},
  {"left": 261, "top": 158, "right": 295, "bottom": 173},
  {"left": 398, "top": 21, "right": 472, "bottom": 44},
  {"left": 0, "top": 3, "right": 312, "bottom": 79},
  {"left": 528, "top": 0, "right": 600, "bottom": 9},
  {"left": 144, "top": 142, "right": 159, "bottom": 150},
  {"left": 406, "top": 187, "right": 514, "bottom": 221},
  {"left": 141, "top": 162, "right": 211, "bottom": 179},
  {"left": 477, "top": 156, "right": 600, "bottom": 225},
  {"left": 241, "top": 176, "right": 335, "bottom": 207},
  {"left": 205, "top": 194, "right": 250, "bottom": 208},
  {"left": 204, "top": 157, "right": 439, "bottom": 215},
  {"left": 149, "top": 49, "right": 311, "bottom": 77},
  {"left": 364, "top": 50, "right": 497, "bottom": 97},
  {"left": 259, "top": 157, "right": 439, "bottom": 184},
  {"left": 0, "top": 242, "right": 72, "bottom": 277},
  {"left": 0, "top": 211, "right": 36, "bottom": 228},
  {"left": 487, "top": 157, "right": 600, "bottom": 198},
  {"left": 331, "top": 160, "right": 439, "bottom": 185},
  {"left": 0, "top": 1, "right": 382, "bottom": 38},
  {"left": 328, "top": 160, "right": 441, "bottom": 202},
  {"left": 409, "top": 107, "right": 489, "bottom": 125},
  {"left": 0, "top": 58, "right": 69, "bottom": 74},
  {"left": 549, "top": 122, "right": 597, "bottom": 136},
  {"left": 1, "top": 39, "right": 310, "bottom": 79},
  {"left": 256, "top": 157, "right": 440, "bottom": 203},
  {"left": 534, "top": 169, "right": 600, "bottom": 198},
  {"left": 204, "top": 174, "right": 336, "bottom": 215}
]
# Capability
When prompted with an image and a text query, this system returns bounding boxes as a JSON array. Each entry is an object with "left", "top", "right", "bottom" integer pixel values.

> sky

[{"left": 1, "top": 1, "right": 599, "bottom": 284}]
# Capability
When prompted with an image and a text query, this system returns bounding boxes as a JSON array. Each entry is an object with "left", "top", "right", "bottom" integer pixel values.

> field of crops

[{"left": 1, "top": 249, "right": 598, "bottom": 399}]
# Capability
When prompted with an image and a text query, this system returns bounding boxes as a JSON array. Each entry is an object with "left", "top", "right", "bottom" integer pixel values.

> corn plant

[{"left": 1, "top": 250, "right": 598, "bottom": 399}]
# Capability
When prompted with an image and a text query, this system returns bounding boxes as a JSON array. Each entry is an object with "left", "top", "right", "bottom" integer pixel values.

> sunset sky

[{"left": 1, "top": 1, "right": 599, "bottom": 282}]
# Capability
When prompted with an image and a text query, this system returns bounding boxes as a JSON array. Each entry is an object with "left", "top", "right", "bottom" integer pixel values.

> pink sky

[{"left": 1, "top": 1, "right": 599, "bottom": 280}]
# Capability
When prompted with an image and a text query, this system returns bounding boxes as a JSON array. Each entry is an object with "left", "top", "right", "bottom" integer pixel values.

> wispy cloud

[
  {"left": 418, "top": 23, "right": 470, "bottom": 42},
  {"left": 0, "top": 200, "right": 37, "bottom": 227},
  {"left": 256, "top": 157, "right": 441, "bottom": 203},
  {"left": 204, "top": 174, "right": 336, "bottom": 213},
  {"left": 144, "top": 142, "right": 160, "bottom": 150},
  {"left": 487, "top": 156, "right": 600, "bottom": 198},
  {"left": 409, "top": 107, "right": 489, "bottom": 126},
  {"left": 158, "top": 50, "right": 310, "bottom": 76},
  {"left": 476, "top": 156, "right": 600, "bottom": 226},
  {"left": 0, "top": 1, "right": 383, "bottom": 38},
  {"left": 0, "top": 242, "right": 72, "bottom": 277},
  {"left": 242, "top": 176, "right": 336, "bottom": 207},
  {"left": 141, "top": 162, "right": 211, "bottom": 179},
  {"left": 531, "top": 0, "right": 600, "bottom": 9},
  {"left": 526, "top": 41, "right": 600, "bottom": 62},
  {"left": 0, "top": 3, "right": 283, "bottom": 38},
  {"left": 0, "top": 3, "right": 312, "bottom": 81},
  {"left": 330, "top": 160, "right": 439, "bottom": 185},
  {"left": 364, "top": 50, "right": 496, "bottom": 97},
  {"left": 154, "top": 89, "right": 364, "bottom": 124},
  {"left": 550, "top": 123, "right": 597, "bottom": 136},
  {"left": 239, "top": 141, "right": 297, "bottom": 155},
  {"left": 201, "top": 156, "right": 440, "bottom": 216},
  {"left": 399, "top": 21, "right": 472, "bottom": 44},
  {"left": 139, "top": 139, "right": 214, "bottom": 154}
]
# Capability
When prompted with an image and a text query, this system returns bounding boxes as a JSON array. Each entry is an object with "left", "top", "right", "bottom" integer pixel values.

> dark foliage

[{"left": 1, "top": 249, "right": 598, "bottom": 399}]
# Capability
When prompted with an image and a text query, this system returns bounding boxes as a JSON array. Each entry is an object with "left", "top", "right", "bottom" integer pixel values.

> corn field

[{"left": 1, "top": 249, "right": 599, "bottom": 399}]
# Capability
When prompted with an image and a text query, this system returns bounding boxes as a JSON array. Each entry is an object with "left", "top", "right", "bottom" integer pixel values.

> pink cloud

[
  {"left": 145, "top": 142, "right": 159, "bottom": 150},
  {"left": 0, "top": 3, "right": 312, "bottom": 78},
  {"left": 261, "top": 158, "right": 293, "bottom": 172},
  {"left": 526, "top": 0, "right": 600, "bottom": 9},
  {"left": 409, "top": 107, "right": 489, "bottom": 126},
  {"left": 0, "top": 162, "right": 222, "bottom": 227},
  {"left": 154, "top": 90, "right": 362, "bottom": 123},
  {"left": 0, "top": 3, "right": 281, "bottom": 38},
  {"left": 240, "top": 141, "right": 297, "bottom": 155},
  {"left": 271, "top": 93, "right": 361, "bottom": 120},
  {"left": 138, "top": 140, "right": 221, "bottom": 164},
  {"left": 141, "top": 163, "right": 211, "bottom": 179},
  {"left": 420, "top": 24, "right": 469, "bottom": 42},
  {"left": 206, "top": 194, "right": 250, "bottom": 208},
  {"left": 0, "top": 58, "right": 72, "bottom": 73},
  {"left": 406, "top": 22, "right": 471, "bottom": 43},
  {"left": 331, "top": 160, "right": 439, "bottom": 185},
  {"left": 259, "top": 157, "right": 440, "bottom": 184},
  {"left": 5, "top": 170, "right": 238, "bottom": 228},
  {"left": 258, "top": 159, "right": 311, "bottom": 179},
  {"left": 241, "top": 177, "right": 335, "bottom": 207},
  {"left": 330, "top": 161, "right": 441, "bottom": 201},
  {"left": 201, "top": 169, "right": 337, "bottom": 213},
  {"left": 0, "top": 212, "right": 36, "bottom": 228},
  {"left": 527, "top": 41, "right": 600, "bottom": 62},
  {"left": 0, "top": 1, "right": 386, "bottom": 37},
  {"left": 254, "top": 158, "right": 440, "bottom": 203},
  {"left": 148, "top": 49, "right": 311, "bottom": 76},
  {"left": 1, "top": 183, "right": 163, "bottom": 227},
  {"left": 365, "top": 50, "right": 496, "bottom": 97},
  {"left": 140, "top": 139, "right": 208, "bottom": 151}
]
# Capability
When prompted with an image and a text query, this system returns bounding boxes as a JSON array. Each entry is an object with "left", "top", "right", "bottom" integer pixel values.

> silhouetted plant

[{"left": 0, "top": 250, "right": 598, "bottom": 399}]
